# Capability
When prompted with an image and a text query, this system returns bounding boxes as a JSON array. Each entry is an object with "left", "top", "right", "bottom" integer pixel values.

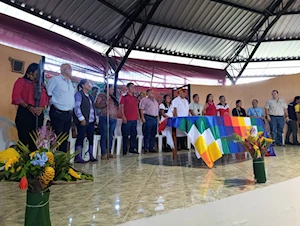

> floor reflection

[
  {"left": 1, "top": 147, "right": 300, "bottom": 225},
  {"left": 141, "top": 152, "right": 251, "bottom": 168}
]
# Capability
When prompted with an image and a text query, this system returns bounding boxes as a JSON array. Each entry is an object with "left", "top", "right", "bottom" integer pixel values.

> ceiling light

[
  {"left": 39, "top": 11, "right": 43, "bottom": 15},
  {"left": 21, "top": 3, "right": 25, "bottom": 7},
  {"left": 30, "top": 8, "right": 34, "bottom": 11}
]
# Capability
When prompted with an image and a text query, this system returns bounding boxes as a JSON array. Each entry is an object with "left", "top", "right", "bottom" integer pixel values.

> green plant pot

[
  {"left": 253, "top": 158, "right": 266, "bottom": 183},
  {"left": 24, "top": 190, "right": 51, "bottom": 226}
]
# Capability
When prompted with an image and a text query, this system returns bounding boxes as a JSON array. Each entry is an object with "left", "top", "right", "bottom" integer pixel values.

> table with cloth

[{"left": 159, "top": 116, "right": 275, "bottom": 168}]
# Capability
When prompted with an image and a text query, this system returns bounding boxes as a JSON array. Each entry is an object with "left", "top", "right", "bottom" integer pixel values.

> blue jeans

[
  {"left": 75, "top": 122, "right": 94, "bottom": 148},
  {"left": 121, "top": 120, "right": 137, "bottom": 153},
  {"left": 270, "top": 116, "right": 284, "bottom": 144},
  {"left": 143, "top": 115, "right": 158, "bottom": 151},
  {"left": 99, "top": 116, "right": 117, "bottom": 155}
]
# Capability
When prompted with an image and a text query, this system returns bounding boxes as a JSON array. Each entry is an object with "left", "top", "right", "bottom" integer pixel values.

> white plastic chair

[
  {"left": 93, "top": 135, "right": 101, "bottom": 158},
  {"left": 111, "top": 119, "right": 122, "bottom": 155},
  {"left": 157, "top": 133, "right": 164, "bottom": 153},
  {"left": 69, "top": 130, "right": 101, "bottom": 163},
  {"left": 137, "top": 121, "right": 144, "bottom": 154},
  {"left": 68, "top": 129, "right": 76, "bottom": 163},
  {"left": 0, "top": 116, "right": 17, "bottom": 151}
]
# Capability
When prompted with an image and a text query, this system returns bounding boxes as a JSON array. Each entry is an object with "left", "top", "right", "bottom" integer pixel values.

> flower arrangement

[
  {"left": 0, "top": 126, "right": 93, "bottom": 192},
  {"left": 232, "top": 127, "right": 273, "bottom": 159}
]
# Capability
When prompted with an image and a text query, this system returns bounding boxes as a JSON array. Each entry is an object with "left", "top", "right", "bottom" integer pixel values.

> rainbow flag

[{"left": 161, "top": 116, "right": 271, "bottom": 168}]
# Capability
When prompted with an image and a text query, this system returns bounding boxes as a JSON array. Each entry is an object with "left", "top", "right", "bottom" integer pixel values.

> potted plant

[
  {"left": 0, "top": 126, "right": 93, "bottom": 226},
  {"left": 232, "top": 127, "right": 273, "bottom": 183}
]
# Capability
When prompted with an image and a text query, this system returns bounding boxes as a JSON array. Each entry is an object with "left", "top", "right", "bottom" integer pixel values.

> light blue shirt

[
  {"left": 247, "top": 107, "right": 264, "bottom": 117},
  {"left": 46, "top": 74, "right": 75, "bottom": 111}
]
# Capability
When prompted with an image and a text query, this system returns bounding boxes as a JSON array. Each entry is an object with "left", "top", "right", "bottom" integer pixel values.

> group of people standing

[
  {"left": 11, "top": 63, "right": 299, "bottom": 163},
  {"left": 185, "top": 91, "right": 300, "bottom": 147},
  {"left": 12, "top": 63, "right": 119, "bottom": 163}
]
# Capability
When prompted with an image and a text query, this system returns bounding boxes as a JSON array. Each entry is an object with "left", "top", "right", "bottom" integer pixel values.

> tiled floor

[{"left": 1, "top": 146, "right": 300, "bottom": 226}]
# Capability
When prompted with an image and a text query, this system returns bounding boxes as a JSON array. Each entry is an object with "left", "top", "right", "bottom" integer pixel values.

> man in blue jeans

[
  {"left": 140, "top": 89, "right": 159, "bottom": 153},
  {"left": 265, "top": 90, "right": 289, "bottom": 146},
  {"left": 120, "top": 83, "right": 140, "bottom": 155}
]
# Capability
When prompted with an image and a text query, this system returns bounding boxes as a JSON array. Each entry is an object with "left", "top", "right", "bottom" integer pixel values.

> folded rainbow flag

[{"left": 159, "top": 116, "right": 274, "bottom": 168}]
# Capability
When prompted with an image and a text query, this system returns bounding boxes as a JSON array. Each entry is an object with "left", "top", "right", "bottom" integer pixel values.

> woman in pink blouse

[{"left": 95, "top": 85, "right": 119, "bottom": 159}]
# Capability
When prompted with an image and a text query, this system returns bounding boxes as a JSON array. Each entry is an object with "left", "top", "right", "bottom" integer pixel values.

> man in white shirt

[
  {"left": 172, "top": 88, "right": 189, "bottom": 150},
  {"left": 172, "top": 88, "right": 189, "bottom": 117},
  {"left": 189, "top": 94, "right": 203, "bottom": 116},
  {"left": 265, "top": 90, "right": 289, "bottom": 146},
  {"left": 47, "top": 64, "right": 75, "bottom": 152}
]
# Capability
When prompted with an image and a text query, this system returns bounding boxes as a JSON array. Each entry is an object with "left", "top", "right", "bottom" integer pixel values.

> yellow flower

[
  {"left": 4, "top": 157, "right": 19, "bottom": 171},
  {"left": 264, "top": 138, "right": 273, "bottom": 143},
  {"left": 16, "top": 166, "right": 22, "bottom": 172},
  {"left": 256, "top": 150, "right": 261, "bottom": 157},
  {"left": 45, "top": 152, "right": 54, "bottom": 165},
  {"left": 10, "top": 167, "right": 15, "bottom": 173},
  {"left": 253, "top": 145, "right": 259, "bottom": 150},
  {"left": 0, "top": 148, "right": 20, "bottom": 163},
  {"left": 4, "top": 162, "right": 10, "bottom": 171},
  {"left": 69, "top": 168, "right": 81, "bottom": 179},
  {"left": 30, "top": 151, "right": 37, "bottom": 158},
  {"left": 257, "top": 132, "right": 264, "bottom": 136},
  {"left": 40, "top": 166, "right": 55, "bottom": 185}
]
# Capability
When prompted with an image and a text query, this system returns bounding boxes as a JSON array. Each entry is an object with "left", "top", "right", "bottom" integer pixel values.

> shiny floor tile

[{"left": 1, "top": 146, "right": 300, "bottom": 225}]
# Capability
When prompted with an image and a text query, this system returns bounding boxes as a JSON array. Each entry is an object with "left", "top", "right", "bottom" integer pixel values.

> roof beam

[
  {"left": 114, "top": 0, "right": 162, "bottom": 74},
  {"left": 98, "top": 0, "right": 243, "bottom": 42},
  {"left": 225, "top": 0, "right": 296, "bottom": 84},
  {"left": 210, "top": 0, "right": 264, "bottom": 15},
  {"left": 139, "top": 20, "right": 242, "bottom": 42},
  {"left": 105, "top": 0, "right": 150, "bottom": 55},
  {"left": 97, "top": 0, "right": 129, "bottom": 18}
]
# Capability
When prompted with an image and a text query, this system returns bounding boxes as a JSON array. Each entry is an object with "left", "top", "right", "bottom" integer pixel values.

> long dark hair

[
  {"left": 105, "top": 84, "right": 119, "bottom": 107},
  {"left": 162, "top": 94, "right": 171, "bottom": 108},
  {"left": 206, "top": 94, "right": 213, "bottom": 103},
  {"left": 77, "top": 79, "right": 88, "bottom": 91},
  {"left": 23, "top": 63, "right": 39, "bottom": 80}
]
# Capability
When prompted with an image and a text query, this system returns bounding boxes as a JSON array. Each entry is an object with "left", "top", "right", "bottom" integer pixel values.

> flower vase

[
  {"left": 24, "top": 190, "right": 51, "bottom": 226},
  {"left": 252, "top": 158, "right": 266, "bottom": 183}
]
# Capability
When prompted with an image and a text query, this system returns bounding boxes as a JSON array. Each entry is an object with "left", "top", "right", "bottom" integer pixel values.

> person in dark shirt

[
  {"left": 232, "top": 100, "right": 247, "bottom": 117},
  {"left": 286, "top": 96, "right": 300, "bottom": 145}
]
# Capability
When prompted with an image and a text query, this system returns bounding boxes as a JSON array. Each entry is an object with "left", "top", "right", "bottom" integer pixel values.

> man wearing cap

[
  {"left": 172, "top": 88, "right": 189, "bottom": 117},
  {"left": 140, "top": 89, "right": 159, "bottom": 153},
  {"left": 172, "top": 88, "right": 189, "bottom": 149}
]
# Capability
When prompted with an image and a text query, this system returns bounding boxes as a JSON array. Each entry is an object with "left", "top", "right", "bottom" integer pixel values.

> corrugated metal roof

[
  {"left": 2, "top": 0, "right": 300, "bottom": 78},
  {"left": 125, "top": 23, "right": 241, "bottom": 59},
  {"left": 265, "top": 14, "right": 300, "bottom": 39},
  {"left": 23, "top": 0, "right": 124, "bottom": 39},
  {"left": 148, "top": 0, "right": 261, "bottom": 39},
  {"left": 253, "top": 41, "right": 300, "bottom": 58}
]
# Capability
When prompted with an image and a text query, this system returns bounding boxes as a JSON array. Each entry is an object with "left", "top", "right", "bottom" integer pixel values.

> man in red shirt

[
  {"left": 216, "top": 95, "right": 230, "bottom": 116},
  {"left": 120, "top": 83, "right": 140, "bottom": 155}
]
